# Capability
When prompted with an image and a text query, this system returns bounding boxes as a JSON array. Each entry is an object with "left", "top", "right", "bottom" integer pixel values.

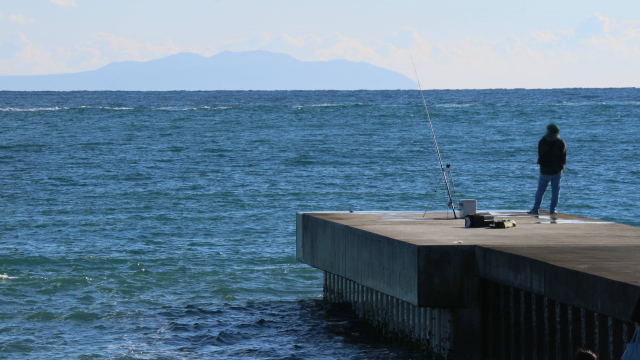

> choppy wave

[
  {"left": 435, "top": 103, "right": 476, "bottom": 108},
  {"left": 0, "top": 106, "right": 134, "bottom": 111},
  {"left": 547, "top": 101, "right": 640, "bottom": 106},
  {"left": 0, "top": 105, "right": 240, "bottom": 111},
  {"left": 291, "top": 103, "right": 367, "bottom": 109},
  {"left": 310, "top": 103, "right": 345, "bottom": 107},
  {"left": 153, "top": 106, "right": 233, "bottom": 111},
  {"left": 0, "top": 106, "right": 70, "bottom": 112},
  {"left": 0, "top": 274, "right": 18, "bottom": 279},
  {"left": 99, "top": 106, "right": 134, "bottom": 110}
]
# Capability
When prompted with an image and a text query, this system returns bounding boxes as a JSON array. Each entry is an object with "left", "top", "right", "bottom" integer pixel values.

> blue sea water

[{"left": 1, "top": 89, "right": 639, "bottom": 359}]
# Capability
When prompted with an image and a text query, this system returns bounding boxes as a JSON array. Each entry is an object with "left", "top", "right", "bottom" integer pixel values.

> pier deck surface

[{"left": 310, "top": 210, "right": 640, "bottom": 287}]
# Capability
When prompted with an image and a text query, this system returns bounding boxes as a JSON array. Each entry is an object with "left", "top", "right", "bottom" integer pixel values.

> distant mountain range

[{"left": 0, "top": 51, "right": 417, "bottom": 91}]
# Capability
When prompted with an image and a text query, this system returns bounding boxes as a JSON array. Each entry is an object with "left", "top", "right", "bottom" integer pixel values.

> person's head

[
  {"left": 547, "top": 123, "right": 560, "bottom": 134},
  {"left": 574, "top": 348, "right": 597, "bottom": 360}
]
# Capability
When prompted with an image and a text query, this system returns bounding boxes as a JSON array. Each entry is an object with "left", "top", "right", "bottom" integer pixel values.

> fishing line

[
  {"left": 563, "top": 169, "right": 575, "bottom": 205},
  {"left": 410, "top": 55, "right": 458, "bottom": 218},
  {"left": 423, "top": 175, "right": 443, "bottom": 217}
]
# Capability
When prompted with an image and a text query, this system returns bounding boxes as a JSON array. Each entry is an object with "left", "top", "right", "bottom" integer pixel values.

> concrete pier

[{"left": 296, "top": 211, "right": 640, "bottom": 360}]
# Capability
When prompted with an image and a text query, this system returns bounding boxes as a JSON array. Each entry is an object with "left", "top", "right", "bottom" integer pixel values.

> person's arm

[{"left": 536, "top": 139, "right": 543, "bottom": 165}]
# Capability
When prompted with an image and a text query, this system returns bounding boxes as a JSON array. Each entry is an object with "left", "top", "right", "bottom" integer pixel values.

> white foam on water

[
  {"left": 0, "top": 106, "right": 137, "bottom": 111},
  {"left": 292, "top": 103, "right": 363, "bottom": 108},
  {"left": 0, "top": 106, "right": 69, "bottom": 111},
  {"left": 436, "top": 103, "right": 475, "bottom": 108},
  {"left": 544, "top": 101, "right": 640, "bottom": 107},
  {"left": 100, "top": 106, "right": 134, "bottom": 110},
  {"left": 0, "top": 274, "right": 18, "bottom": 279},
  {"left": 154, "top": 106, "right": 227, "bottom": 111}
]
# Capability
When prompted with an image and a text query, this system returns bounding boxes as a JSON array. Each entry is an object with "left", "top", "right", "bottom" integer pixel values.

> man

[{"left": 528, "top": 123, "right": 567, "bottom": 215}]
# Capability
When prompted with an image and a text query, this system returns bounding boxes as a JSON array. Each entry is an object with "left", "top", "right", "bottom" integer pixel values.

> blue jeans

[{"left": 532, "top": 172, "right": 562, "bottom": 213}]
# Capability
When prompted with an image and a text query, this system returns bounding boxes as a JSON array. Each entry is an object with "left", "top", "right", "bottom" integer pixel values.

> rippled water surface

[{"left": 1, "top": 89, "right": 639, "bottom": 359}]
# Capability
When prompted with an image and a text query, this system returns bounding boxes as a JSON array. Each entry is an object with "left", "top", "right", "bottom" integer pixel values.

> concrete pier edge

[{"left": 296, "top": 211, "right": 639, "bottom": 360}]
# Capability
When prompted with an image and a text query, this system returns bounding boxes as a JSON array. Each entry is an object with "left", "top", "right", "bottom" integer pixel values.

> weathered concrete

[
  {"left": 323, "top": 271, "right": 453, "bottom": 356},
  {"left": 296, "top": 210, "right": 640, "bottom": 360}
]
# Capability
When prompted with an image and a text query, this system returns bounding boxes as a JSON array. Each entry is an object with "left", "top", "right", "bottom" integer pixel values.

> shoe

[
  {"left": 550, "top": 210, "right": 558, "bottom": 215},
  {"left": 527, "top": 210, "right": 539, "bottom": 215}
]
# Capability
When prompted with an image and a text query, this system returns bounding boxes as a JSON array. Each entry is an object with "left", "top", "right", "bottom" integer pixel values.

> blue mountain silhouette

[{"left": 0, "top": 51, "right": 417, "bottom": 90}]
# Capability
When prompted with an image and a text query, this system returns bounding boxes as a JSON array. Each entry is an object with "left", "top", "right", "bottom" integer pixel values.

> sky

[{"left": 0, "top": 0, "right": 639, "bottom": 89}]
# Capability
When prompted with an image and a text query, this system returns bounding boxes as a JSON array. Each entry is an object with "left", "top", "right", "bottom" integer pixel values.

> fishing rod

[{"left": 410, "top": 55, "right": 458, "bottom": 218}]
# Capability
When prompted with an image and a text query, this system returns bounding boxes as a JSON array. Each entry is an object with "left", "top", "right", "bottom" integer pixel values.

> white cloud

[
  {"left": 530, "top": 30, "right": 559, "bottom": 43},
  {"left": 0, "top": 32, "right": 217, "bottom": 76},
  {"left": 312, "top": 33, "right": 381, "bottom": 62},
  {"left": 576, "top": 14, "right": 640, "bottom": 61},
  {"left": 249, "top": 18, "right": 638, "bottom": 88},
  {"left": 0, "top": 32, "right": 31, "bottom": 59},
  {"left": 1, "top": 12, "right": 639, "bottom": 88},
  {"left": 0, "top": 32, "right": 65, "bottom": 76},
  {"left": 87, "top": 32, "right": 216, "bottom": 63},
  {"left": 0, "top": 13, "right": 4, "bottom": 19},
  {"left": 50, "top": 0, "right": 78, "bottom": 7},
  {"left": 220, "top": 32, "right": 271, "bottom": 51},
  {"left": 593, "top": 13, "right": 613, "bottom": 33},
  {"left": 9, "top": 14, "right": 36, "bottom": 24},
  {"left": 158, "top": 23, "right": 636, "bottom": 88},
  {"left": 282, "top": 34, "right": 305, "bottom": 48}
]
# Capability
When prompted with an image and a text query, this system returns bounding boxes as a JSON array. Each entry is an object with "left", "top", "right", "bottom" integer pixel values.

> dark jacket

[
  {"left": 630, "top": 296, "right": 640, "bottom": 323},
  {"left": 537, "top": 135, "right": 566, "bottom": 175}
]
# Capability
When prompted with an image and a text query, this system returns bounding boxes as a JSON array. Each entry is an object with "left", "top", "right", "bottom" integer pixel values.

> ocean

[{"left": 1, "top": 89, "right": 639, "bottom": 359}]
